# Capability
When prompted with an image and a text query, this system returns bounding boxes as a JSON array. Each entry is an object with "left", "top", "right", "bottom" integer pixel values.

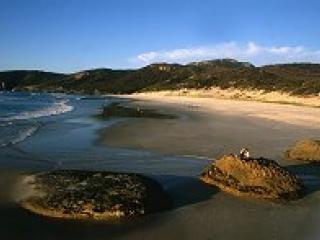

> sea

[{"left": 0, "top": 91, "right": 74, "bottom": 148}]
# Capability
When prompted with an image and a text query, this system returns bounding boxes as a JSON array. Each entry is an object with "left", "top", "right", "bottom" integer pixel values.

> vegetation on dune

[{"left": 1, "top": 59, "right": 320, "bottom": 95}]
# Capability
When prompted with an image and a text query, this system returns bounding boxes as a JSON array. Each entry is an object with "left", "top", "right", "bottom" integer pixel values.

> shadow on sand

[
  {"left": 151, "top": 174, "right": 218, "bottom": 209},
  {"left": 286, "top": 163, "right": 320, "bottom": 197}
]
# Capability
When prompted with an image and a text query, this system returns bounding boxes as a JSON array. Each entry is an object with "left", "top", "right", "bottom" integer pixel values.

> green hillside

[{"left": 1, "top": 59, "right": 320, "bottom": 96}]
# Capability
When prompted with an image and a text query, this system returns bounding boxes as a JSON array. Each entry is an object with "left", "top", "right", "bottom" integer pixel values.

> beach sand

[
  {"left": 1, "top": 94, "right": 320, "bottom": 240},
  {"left": 102, "top": 93, "right": 320, "bottom": 160},
  {"left": 97, "top": 93, "right": 320, "bottom": 240}
]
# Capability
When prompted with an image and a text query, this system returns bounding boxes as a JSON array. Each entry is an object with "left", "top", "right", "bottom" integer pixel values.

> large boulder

[
  {"left": 17, "top": 170, "right": 170, "bottom": 220},
  {"left": 284, "top": 139, "right": 320, "bottom": 162},
  {"left": 200, "top": 155, "right": 304, "bottom": 201}
]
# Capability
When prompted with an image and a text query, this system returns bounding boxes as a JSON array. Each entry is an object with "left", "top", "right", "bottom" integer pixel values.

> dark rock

[
  {"left": 97, "top": 102, "right": 176, "bottom": 119},
  {"left": 18, "top": 170, "right": 170, "bottom": 220}
]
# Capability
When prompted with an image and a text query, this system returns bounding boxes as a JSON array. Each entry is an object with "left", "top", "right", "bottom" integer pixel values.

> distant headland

[{"left": 1, "top": 59, "right": 320, "bottom": 97}]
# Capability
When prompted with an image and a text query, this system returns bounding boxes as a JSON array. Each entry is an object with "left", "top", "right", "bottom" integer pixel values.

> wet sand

[{"left": 1, "top": 95, "right": 320, "bottom": 239}]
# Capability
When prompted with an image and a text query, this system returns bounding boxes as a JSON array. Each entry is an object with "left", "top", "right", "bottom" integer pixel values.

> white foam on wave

[
  {"left": 1, "top": 100, "right": 74, "bottom": 121},
  {"left": 0, "top": 96, "right": 74, "bottom": 148},
  {"left": 0, "top": 122, "right": 12, "bottom": 127},
  {"left": 49, "top": 93, "right": 69, "bottom": 99},
  {"left": 0, "top": 124, "right": 39, "bottom": 148},
  {"left": 9, "top": 125, "right": 39, "bottom": 145}
]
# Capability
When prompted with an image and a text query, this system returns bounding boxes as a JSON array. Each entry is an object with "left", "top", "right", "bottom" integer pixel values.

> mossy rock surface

[
  {"left": 200, "top": 155, "right": 304, "bottom": 201},
  {"left": 284, "top": 139, "right": 320, "bottom": 162},
  {"left": 18, "top": 170, "right": 170, "bottom": 220}
]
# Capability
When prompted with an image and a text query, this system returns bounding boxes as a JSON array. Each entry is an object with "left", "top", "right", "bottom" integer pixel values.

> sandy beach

[
  {"left": 102, "top": 93, "right": 320, "bottom": 160},
  {"left": 1, "top": 93, "right": 320, "bottom": 240},
  {"left": 96, "top": 93, "right": 320, "bottom": 240}
]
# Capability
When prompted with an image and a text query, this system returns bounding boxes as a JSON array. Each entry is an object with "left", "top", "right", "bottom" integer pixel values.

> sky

[{"left": 1, "top": 0, "right": 320, "bottom": 73}]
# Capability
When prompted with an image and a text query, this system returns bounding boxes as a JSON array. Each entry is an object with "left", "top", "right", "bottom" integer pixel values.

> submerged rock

[
  {"left": 98, "top": 102, "right": 176, "bottom": 119},
  {"left": 200, "top": 155, "right": 304, "bottom": 201},
  {"left": 284, "top": 139, "right": 320, "bottom": 162},
  {"left": 18, "top": 170, "right": 170, "bottom": 220}
]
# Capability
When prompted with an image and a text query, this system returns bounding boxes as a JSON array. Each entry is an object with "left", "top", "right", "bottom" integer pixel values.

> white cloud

[{"left": 133, "top": 42, "right": 320, "bottom": 66}]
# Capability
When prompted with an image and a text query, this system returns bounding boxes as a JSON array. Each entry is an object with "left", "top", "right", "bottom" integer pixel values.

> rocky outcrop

[
  {"left": 200, "top": 155, "right": 304, "bottom": 201},
  {"left": 18, "top": 170, "right": 170, "bottom": 220},
  {"left": 284, "top": 139, "right": 320, "bottom": 162}
]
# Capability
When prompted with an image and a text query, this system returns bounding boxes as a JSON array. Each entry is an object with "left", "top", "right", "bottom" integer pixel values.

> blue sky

[{"left": 1, "top": 0, "right": 320, "bottom": 72}]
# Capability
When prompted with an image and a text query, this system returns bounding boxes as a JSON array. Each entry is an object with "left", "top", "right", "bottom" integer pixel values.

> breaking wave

[
  {"left": 1, "top": 100, "right": 74, "bottom": 121},
  {"left": 0, "top": 96, "right": 74, "bottom": 148},
  {"left": 0, "top": 123, "right": 40, "bottom": 148}
]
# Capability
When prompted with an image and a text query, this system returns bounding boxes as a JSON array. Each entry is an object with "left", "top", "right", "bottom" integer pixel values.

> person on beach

[{"left": 239, "top": 147, "right": 250, "bottom": 159}]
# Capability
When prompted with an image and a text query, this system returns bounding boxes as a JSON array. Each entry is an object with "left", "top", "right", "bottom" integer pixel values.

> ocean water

[{"left": 0, "top": 91, "right": 74, "bottom": 147}]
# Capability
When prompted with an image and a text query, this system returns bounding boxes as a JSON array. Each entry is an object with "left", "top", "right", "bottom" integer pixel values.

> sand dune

[{"left": 134, "top": 88, "right": 320, "bottom": 107}]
